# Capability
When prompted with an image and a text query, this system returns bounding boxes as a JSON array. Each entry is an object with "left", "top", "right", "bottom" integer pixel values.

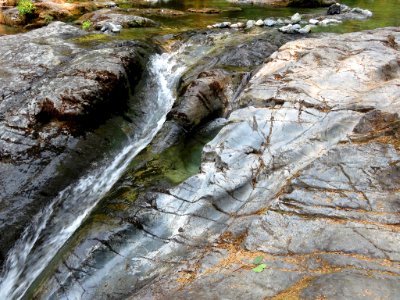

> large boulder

[
  {"left": 78, "top": 8, "right": 158, "bottom": 29},
  {"left": 0, "top": 21, "right": 155, "bottom": 262}
]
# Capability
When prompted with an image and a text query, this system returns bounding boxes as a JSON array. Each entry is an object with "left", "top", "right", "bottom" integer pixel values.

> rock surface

[
  {"left": 78, "top": 9, "right": 158, "bottom": 30},
  {"left": 0, "top": 21, "right": 155, "bottom": 262},
  {"left": 32, "top": 27, "right": 400, "bottom": 300}
]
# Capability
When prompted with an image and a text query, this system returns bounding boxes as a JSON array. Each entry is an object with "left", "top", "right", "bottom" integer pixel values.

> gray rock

[
  {"left": 320, "top": 18, "right": 342, "bottom": 25},
  {"left": 264, "top": 18, "right": 277, "bottom": 26},
  {"left": 298, "top": 24, "right": 313, "bottom": 33},
  {"left": 291, "top": 12, "right": 302, "bottom": 23},
  {"left": 327, "top": 3, "right": 341, "bottom": 15},
  {"left": 246, "top": 20, "right": 255, "bottom": 29},
  {"left": 80, "top": 9, "right": 158, "bottom": 30},
  {"left": 276, "top": 18, "right": 285, "bottom": 25},
  {"left": 100, "top": 22, "right": 122, "bottom": 33},
  {"left": 0, "top": 21, "right": 155, "bottom": 261},
  {"left": 255, "top": 19, "right": 264, "bottom": 26},
  {"left": 30, "top": 27, "right": 400, "bottom": 300},
  {"left": 351, "top": 7, "right": 373, "bottom": 18},
  {"left": 279, "top": 23, "right": 301, "bottom": 33},
  {"left": 309, "top": 18, "right": 320, "bottom": 25}
]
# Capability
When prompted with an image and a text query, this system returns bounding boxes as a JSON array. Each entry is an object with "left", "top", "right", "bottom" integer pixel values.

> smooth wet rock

[{"left": 0, "top": 21, "right": 155, "bottom": 261}]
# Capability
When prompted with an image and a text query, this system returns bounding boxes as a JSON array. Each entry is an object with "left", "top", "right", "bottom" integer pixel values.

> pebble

[
  {"left": 255, "top": 19, "right": 264, "bottom": 26},
  {"left": 231, "top": 22, "right": 245, "bottom": 28},
  {"left": 100, "top": 22, "right": 122, "bottom": 33},
  {"left": 298, "top": 24, "right": 313, "bottom": 34},
  {"left": 309, "top": 18, "right": 319, "bottom": 25},
  {"left": 246, "top": 20, "right": 255, "bottom": 29},
  {"left": 264, "top": 18, "right": 277, "bottom": 26},
  {"left": 291, "top": 13, "right": 302, "bottom": 23},
  {"left": 320, "top": 18, "right": 342, "bottom": 26},
  {"left": 278, "top": 23, "right": 301, "bottom": 33},
  {"left": 351, "top": 7, "right": 373, "bottom": 17}
]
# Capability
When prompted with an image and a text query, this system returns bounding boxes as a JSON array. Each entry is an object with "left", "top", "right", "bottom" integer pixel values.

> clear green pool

[{"left": 100, "top": 0, "right": 400, "bottom": 41}]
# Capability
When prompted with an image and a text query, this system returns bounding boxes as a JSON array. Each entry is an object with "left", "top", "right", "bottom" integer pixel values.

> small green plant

[
  {"left": 82, "top": 20, "right": 92, "bottom": 31},
  {"left": 251, "top": 256, "right": 267, "bottom": 273},
  {"left": 17, "top": 0, "right": 36, "bottom": 16}
]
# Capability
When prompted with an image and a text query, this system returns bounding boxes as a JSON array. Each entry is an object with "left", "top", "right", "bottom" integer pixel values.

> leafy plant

[
  {"left": 17, "top": 0, "right": 36, "bottom": 16},
  {"left": 82, "top": 20, "right": 92, "bottom": 31},
  {"left": 251, "top": 255, "right": 267, "bottom": 273},
  {"left": 252, "top": 263, "right": 267, "bottom": 273}
]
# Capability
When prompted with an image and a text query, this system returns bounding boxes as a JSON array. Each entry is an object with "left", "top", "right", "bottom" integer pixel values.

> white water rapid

[{"left": 0, "top": 50, "right": 186, "bottom": 300}]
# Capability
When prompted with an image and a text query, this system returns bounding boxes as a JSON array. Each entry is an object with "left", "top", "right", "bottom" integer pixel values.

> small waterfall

[{"left": 0, "top": 50, "right": 186, "bottom": 300}]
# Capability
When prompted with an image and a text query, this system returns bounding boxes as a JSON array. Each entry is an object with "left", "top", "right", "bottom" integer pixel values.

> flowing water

[{"left": 0, "top": 49, "right": 187, "bottom": 300}]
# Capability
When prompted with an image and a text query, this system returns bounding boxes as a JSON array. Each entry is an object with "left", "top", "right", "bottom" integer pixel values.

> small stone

[
  {"left": 309, "top": 18, "right": 319, "bottom": 25},
  {"left": 100, "top": 22, "right": 121, "bottom": 33},
  {"left": 320, "top": 18, "right": 342, "bottom": 26},
  {"left": 284, "top": 19, "right": 292, "bottom": 25},
  {"left": 279, "top": 24, "right": 301, "bottom": 33},
  {"left": 276, "top": 18, "right": 285, "bottom": 25},
  {"left": 298, "top": 24, "right": 313, "bottom": 34},
  {"left": 222, "top": 21, "right": 232, "bottom": 28},
  {"left": 236, "top": 22, "right": 245, "bottom": 28},
  {"left": 351, "top": 7, "right": 373, "bottom": 18},
  {"left": 264, "top": 18, "right": 277, "bottom": 26},
  {"left": 291, "top": 13, "right": 302, "bottom": 23},
  {"left": 292, "top": 24, "right": 301, "bottom": 30},
  {"left": 255, "top": 19, "right": 264, "bottom": 26},
  {"left": 246, "top": 20, "right": 255, "bottom": 29},
  {"left": 207, "top": 25, "right": 213, "bottom": 29},
  {"left": 327, "top": 3, "right": 341, "bottom": 15}
]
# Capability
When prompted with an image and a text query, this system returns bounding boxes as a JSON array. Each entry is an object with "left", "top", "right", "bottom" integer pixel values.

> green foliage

[
  {"left": 252, "top": 263, "right": 267, "bottom": 273},
  {"left": 252, "top": 256, "right": 264, "bottom": 265},
  {"left": 82, "top": 20, "right": 92, "bottom": 31},
  {"left": 17, "top": 0, "right": 36, "bottom": 16}
]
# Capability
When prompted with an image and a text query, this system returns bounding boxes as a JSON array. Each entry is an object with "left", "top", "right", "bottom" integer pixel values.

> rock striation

[{"left": 32, "top": 27, "right": 400, "bottom": 299}]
